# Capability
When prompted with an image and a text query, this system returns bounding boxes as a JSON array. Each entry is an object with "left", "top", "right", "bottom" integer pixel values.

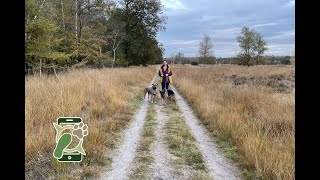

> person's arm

[
  {"left": 159, "top": 68, "right": 163, "bottom": 77},
  {"left": 168, "top": 69, "right": 172, "bottom": 76}
]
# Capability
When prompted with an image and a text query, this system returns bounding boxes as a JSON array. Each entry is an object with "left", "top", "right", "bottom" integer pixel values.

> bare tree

[
  {"left": 170, "top": 53, "right": 175, "bottom": 64},
  {"left": 106, "top": 21, "right": 126, "bottom": 68},
  {"left": 110, "top": 30, "right": 124, "bottom": 68},
  {"left": 175, "top": 52, "right": 184, "bottom": 64},
  {"left": 199, "top": 34, "right": 214, "bottom": 66}
]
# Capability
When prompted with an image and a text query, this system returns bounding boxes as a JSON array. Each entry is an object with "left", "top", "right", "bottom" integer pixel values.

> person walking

[{"left": 158, "top": 59, "right": 173, "bottom": 92}]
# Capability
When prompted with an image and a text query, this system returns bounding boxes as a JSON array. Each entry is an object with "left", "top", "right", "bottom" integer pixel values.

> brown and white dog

[
  {"left": 159, "top": 89, "right": 176, "bottom": 105},
  {"left": 144, "top": 83, "right": 158, "bottom": 103}
]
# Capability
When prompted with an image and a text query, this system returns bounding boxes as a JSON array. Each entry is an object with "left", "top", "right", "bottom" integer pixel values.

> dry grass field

[
  {"left": 25, "top": 67, "right": 155, "bottom": 179},
  {"left": 25, "top": 64, "right": 294, "bottom": 179},
  {"left": 172, "top": 64, "right": 294, "bottom": 179}
]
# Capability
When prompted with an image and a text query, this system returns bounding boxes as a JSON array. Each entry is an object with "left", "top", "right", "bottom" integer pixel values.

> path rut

[
  {"left": 102, "top": 68, "right": 158, "bottom": 180},
  {"left": 171, "top": 86, "right": 242, "bottom": 180},
  {"left": 149, "top": 105, "right": 176, "bottom": 180}
]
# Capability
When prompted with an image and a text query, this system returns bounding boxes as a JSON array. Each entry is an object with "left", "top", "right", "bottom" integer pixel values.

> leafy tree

[
  {"left": 25, "top": 0, "right": 63, "bottom": 75},
  {"left": 254, "top": 32, "right": 268, "bottom": 65},
  {"left": 236, "top": 26, "right": 267, "bottom": 66},
  {"left": 118, "top": 0, "right": 167, "bottom": 65},
  {"left": 25, "top": 0, "right": 167, "bottom": 74}
]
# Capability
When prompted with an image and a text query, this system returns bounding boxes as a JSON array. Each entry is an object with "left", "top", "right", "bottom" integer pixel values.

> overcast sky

[{"left": 157, "top": 0, "right": 295, "bottom": 58}]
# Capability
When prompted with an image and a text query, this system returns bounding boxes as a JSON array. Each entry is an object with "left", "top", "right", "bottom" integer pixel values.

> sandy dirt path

[
  {"left": 148, "top": 105, "right": 176, "bottom": 180},
  {"left": 102, "top": 67, "right": 242, "bottom": 180},
  {"left": 102, "top": 68, "right": 158, "bottom": 180},
  {"left": 171, "top": 86, "right": 243, "bottom": 180}
]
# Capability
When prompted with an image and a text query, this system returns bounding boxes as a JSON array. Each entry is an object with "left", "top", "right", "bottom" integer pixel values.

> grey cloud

[{"left": 158, "top": 0, "right": 295, "bottom": 57}]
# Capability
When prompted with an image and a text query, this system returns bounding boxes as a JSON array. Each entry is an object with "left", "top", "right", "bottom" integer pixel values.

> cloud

[
  {"left": 266, "top": 29, "right": 295, "bottom": 40},
  {"left": 280, "top": 30, "right": 295, "bottom": 36},
  {"left": 213, "top": 42, "right": 240, "bottom": 57},
  {"left": 161, "top": 39, "right": 199, "bottom": 56},
  {"left": 284, "top": 0, "right": 295, "bottom": 7},
  {"left": 157, "top": 0, "right": 295, "bottom": 57},
  {"left": 252, "top": 23, "right": 279, "bottom": 28},
  {"left": 190, "top": 15, "right": 225, "bottom": 23},
  {"left": 209, "top": 27, "right": 242, "bottom": 40},
  {"left": 266, "top": 43, "right": 295, "bottom": 56},
  {"left": 160, "top": 0, "right": 188, "bottom": 10},
  {"left": 169, "top": 40, "right": 199, "bottom": 46}
]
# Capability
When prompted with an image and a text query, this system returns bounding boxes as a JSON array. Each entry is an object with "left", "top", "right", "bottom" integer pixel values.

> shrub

[{"left": 191, "top": 61, "right": 199, "bottom": 66}]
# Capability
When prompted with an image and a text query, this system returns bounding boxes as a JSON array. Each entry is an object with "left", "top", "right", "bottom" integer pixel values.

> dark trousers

[{"left": 162, "top": 83, "right": 169, "bottom": 90}]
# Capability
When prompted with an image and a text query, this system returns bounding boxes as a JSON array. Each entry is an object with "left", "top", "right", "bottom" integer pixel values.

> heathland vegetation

[
  {"left": 25, "top": 67, "right": 155, "bottom": 179},
  {"left": 26, "top": 1, "right": 294, "bottom": 179},
  {"left": 173, "top": 64, "right": 294, "bottom": 179}
]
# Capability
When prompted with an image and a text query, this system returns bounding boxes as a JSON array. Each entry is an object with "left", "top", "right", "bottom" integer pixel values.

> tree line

[
  {"left": 165, "top": 55, "right": 293, "bottom": 66},
  {"left": 169, "top": 26, "right": 293, "bottom": 66},
  {"left": 25, "top": 0, "right": 166, "bottom": 73}
]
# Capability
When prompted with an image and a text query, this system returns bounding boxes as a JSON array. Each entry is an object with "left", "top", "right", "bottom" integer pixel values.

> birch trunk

[
  {"left": 112, "top": 49, "right": 116, "bottom": 68},
  {"left": 54, "top": 68, "right": 58, "bottom": 78},
  {"left": 61, "top": 0, "right": 65, "bottom": 31},
  {"left": 39, "top": 59, "right": 42, "bottom": 77},
  {"left": 75, "top": 0, "right": 78, "bottom": 39},
  {"left": 75, "top": 0, "right": 79, "bottom": 61}
]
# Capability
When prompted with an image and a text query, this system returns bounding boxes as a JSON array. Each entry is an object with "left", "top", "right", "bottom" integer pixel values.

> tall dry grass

[
  {"left": 25, "top": 67, "right": 155, "bottom": 178},
  {"left": 172, "top": 64, "right": 294, "bottom": 179}
]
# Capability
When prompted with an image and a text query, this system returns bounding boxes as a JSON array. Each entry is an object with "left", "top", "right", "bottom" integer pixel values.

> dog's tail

[
  {"left": 173, "top": 97, "right": 176, "bottom": 102},
  {"left": 170, "top": 96, "right": 176, "bottom": 103}
]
